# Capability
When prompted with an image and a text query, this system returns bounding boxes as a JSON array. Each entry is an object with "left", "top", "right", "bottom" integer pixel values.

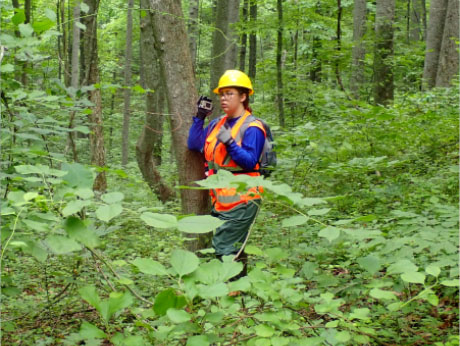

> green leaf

[
  {"left": 80, "top": 2, "right": 90, "bottom": 13},
  {"left": 335, "top": 331, "right": 351, "bottom": 343},
  {"left": 357, "top": 255, "right": 381, "bottom": 275},
  {"left": 255, "top": 324, "right": 275, "bottom": 337},
  {"left": 104, "top": 291, "right": 133, "bottom": 322},
  {"left": 299, "top": 197, "right": 327, "bottom": 207},
  {"left": 308, "top": 208, "right": 331, "bottom": 216},
  {"left": 19, "top": 23, "right": 34, "bottom": 37},
  {"left": 79, "top": 321, "right": 106, "bottom": 339},
  {"left": 425, "top": 265, "right": 441, "bottom": 277},
  {"left": 266, "top": 247, "right": 288, "bottom": 261},
  {"left": 387, "top": 302, "right": 403, "bottom": 311},
  {"left": 62, "top": 163, "right": 94, "bottom": 188},
  {"left": 387, "top": 259, "right": 418, "bottom": 274},
  {"left": 75, "top": 21, "right": 86, "bottom": 30},
  {"left": 32, "top": 19, "right": 55, "bottom": 34},
  {"left": 349, "top": 308, "right": 370, "bottom": 320},
  {"left": 44, "top": 8, "right": 56, "bottom": 22},
  {"left": 153, "top": 289, "right": 187, "bottom": 316},
  {"left": 177, "top": 215, "right": 225, "bottom": 234},
  {"left": 96, "top": 204, "right": 122, "bottom": 222},
  {"left": 22, "top": 240, "right": 48, "bottom": 262},
  {"left": 1, "top": 64, "right": 14, "bottom": 73},
  {"left": 186, "top": 335, "right": 210, "bottom": 346},
  {"left": 167, "top": 308, "right": 191, "bottom": 323},
  {"left": 440, "top": 279, "right": 459, "bottom": 287},
  {"left": 46, "top": 235, "right": 81, "bottom": 254},
  {"left": 64, "top": 216, "right": 100, "bottom": 248},
  {"left": 62, "top": 200, "right": 91, "bottom": 217},
  {"left": 281, "top": 215, "right": 308, "bottom": 227},
  {"left": 140, "top": 212, "right": 177, "bottom": 228},
  {"left": 79, "top": 285, "right": 101, "bottom": 310},
  {"left": 318, "top": 226, "right": 340, "bottom": 243},
  {"left": 245, "top": 245, "right": 263, "bottom": 255},
  {"left": 12, "top": 9, "right": 25, "bottom": 25},
  {"left": 370, "top": 288, "right": 397, "bottom": 300},
  {"left": 131, "top": 258, "right": 168, "bottom": 276},
  {"left": 101, "top": 192, "right": 124, "bottom": 204},
  {"left": 198, "top": 282, "right": 228, "bottom": 298},
  {"left": 170, "top": 249, "right": 199, "bottom": 277},
  {"left": 401, "top": 272, "right": 425, "bottom": 284}
]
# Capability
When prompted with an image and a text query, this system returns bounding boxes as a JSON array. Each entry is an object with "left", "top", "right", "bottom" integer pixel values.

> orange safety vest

[{"left": 204, "top": 110, "right": 266, "bottom": 212}]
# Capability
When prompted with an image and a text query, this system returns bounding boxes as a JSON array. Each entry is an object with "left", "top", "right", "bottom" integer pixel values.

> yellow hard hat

[{"left": 213, "top": 70, "right": 254, "bottom": 95}]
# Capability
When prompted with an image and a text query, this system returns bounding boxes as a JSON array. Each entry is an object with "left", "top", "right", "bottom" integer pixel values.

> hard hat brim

[{"left": 213, "top": 85, "right": 254, "bottom": 95}]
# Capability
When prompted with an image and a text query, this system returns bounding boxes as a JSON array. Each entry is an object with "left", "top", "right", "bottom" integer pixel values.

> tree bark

[
  {"left": 209, "top": 0, "right": 240, "bottom": 118},
  {"left": 248, "top": 0, "right": 257, "bottom": 80},
  {"left": 239, "top": 0, "right": 249, "bottom": 72},
  {"left": 409, "top": 0, "right": 423, "bottom": 41},
  {"left": 187, "top": 0, "right": 199, "bottom": 70},
  {"left": 435, "top": 0, "right": 459, "bottom": 87},
  {"left": 81, "top": 0, "right": 107, "bottom": 192},
  {"left": 422, "top": 0, "right": 448, "bottom": 89},
  {"left": 373, "top": 0, "right": 395, "bottom": 106},
  {"left": 149, "top": 0, "right": 211, "bottom": 250},
  {"left": 122, "top": 0, "right": 134, "bottom": 167},
  {"left": 276, "top": 0, "right": 285, "bottom": 127},
  {"left": 351, "top": 0, "right": 367, "bottom": 98},
  {"left": 137, "top": 0, "right": 174, "bottom": 203}
]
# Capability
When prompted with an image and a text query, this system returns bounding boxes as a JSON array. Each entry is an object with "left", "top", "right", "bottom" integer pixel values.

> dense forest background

[{"left": 1, "top": 0, "right": 459, "bottom": 345}]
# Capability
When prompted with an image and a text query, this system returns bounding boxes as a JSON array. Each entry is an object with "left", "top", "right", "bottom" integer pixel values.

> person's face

[{"left": 219, "top": 87, "right": 246, "bottom": 116}]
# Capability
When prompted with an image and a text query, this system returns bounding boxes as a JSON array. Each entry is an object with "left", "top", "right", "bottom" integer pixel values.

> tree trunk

[
  {"left": 435, "top": 0, "right": 459, "bottom": 87},
  {"left": 209, "top": 0, "right": 240, "bottom": 118},
  {"left": 335, "top": 0, "right": 346, "bottom": 92},
  {"left": 248, "top": 0, "right": 257, "bottom": 80},
  {"left": 239, "top": 0, "right": 249, "bottom": 72},
  {"left": 136, "top": 0, "right": 174, "bottom": 203},
  {"left": 81, "top": 0, "right": 107, "bottom": 192},
  {"left": 187, "top": 0, "right": 199, "bottom": 69},
  {"left": 149, "top": 0, "right": 211, "bottom": 250},
  {"left": 422, "top": 0, "right": 448, "bottom": 89},
  {"left": 351, "top": 0, "right": 367, "bottom": 98},
  {"left": 276, "top": 0, "right": 285, "bottom": 127},
  {"left": 373, "top": 0, "right": 395, "bottom": 106},
  {"left": 409, "top": 0, "right": 423, "bottom": 41},
  {"left": 122, "top": 0, "right": 134, "bottom": 167},
  {"left": 310, "top": 36, "right": 322, "bottom": 82}
]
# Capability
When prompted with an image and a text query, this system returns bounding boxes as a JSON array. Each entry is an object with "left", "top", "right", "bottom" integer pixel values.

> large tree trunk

[
  {"left": 248, "top": 0, "right": 257, "bottom": 80},
  {"left": 122, "top": 0, "right": 134, "bottom": 167},
  {"left": 350, "top": 0, "right": 367, "bottom": 98},
  {"left": 187, "top": 0, "right": 199, "bottom": 70},
  {"left": 149, "top": 0, "right": 211, "bottom": 251},
  {"left": 209, "top": 0, "right": 240, "bottom": 118},
  {"left": 435, "top": 0, "right": 459, "bottom": 87},
  {"left": 239, "top": 0, "right": 249, "bottom": 72},
  {"left": 373, "top": 0, "right": 395, "bottom": 106},
  {"left": 137, "top": 0, "right": 174, "bottom": 203},
  {"left": 422, "top": 0, "right": 448, "bottom": 89},
  {"left": 81, "top": 0, "right": 107, "bottom": 192},
  {"left": 276, "top": 0, "right": 285, "bottom": 127},
  {"left": 409, "top": 0, "right": 423, "bottom": 41}
]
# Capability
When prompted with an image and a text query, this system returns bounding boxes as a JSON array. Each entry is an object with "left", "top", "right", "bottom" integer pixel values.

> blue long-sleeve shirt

[{"left": 187, "top": 116, "right": 265, "bottom": 171}]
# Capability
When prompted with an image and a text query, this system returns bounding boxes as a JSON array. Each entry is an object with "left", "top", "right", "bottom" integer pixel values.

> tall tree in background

[
  {"left": 276, "top": 0, "right": 285, "bottom": 127},
  {"left": 350, "top": 0, "right": 366, "bottom": 98},
  {"left": 248, "top": 0, "right": 257, "bottom": 80},
  {"left": 435, "top": 0, "right": 459, "bottom": 87},
  {"left": 149, "top": 0, "right": 211, "bottom": 250},
  {"left": 373, "top": 0, "right": 395, "bottom": 105},
  {"left": 422, "top": 0, "right": 447, "bottom": 89},
  {"left": 239, "top": 0, "right": 249, "bottom": 72},
  {"left": 122, "top": 0, "right": 134, "bottom": 167},
  {"left": 81, "top": 0, "right": 107, "bottom": 192},
  {"left": 188, "top": 0, "right": 199, "bottom": 69},
  {"left": 209, "top": 0, "right": 240, "bottom": 118},
  {"left": 409, "top": 0, "right": 423, "bottom": 41},
  {"left": 136, "top": 0, "right": 174, "bottom": 203}
]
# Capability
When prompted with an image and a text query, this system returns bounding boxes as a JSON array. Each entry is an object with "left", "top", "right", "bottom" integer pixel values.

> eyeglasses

[{"left": 219, "top": 92, "right": 237, "bottom": 99}]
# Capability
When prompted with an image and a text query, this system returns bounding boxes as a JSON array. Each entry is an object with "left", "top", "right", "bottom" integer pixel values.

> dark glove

[
  {"left": 217, "top": 122, "right": 234, "bottom": 145},
  {"left": 196, "top": 96, "right": 213, "bottom": 120}
]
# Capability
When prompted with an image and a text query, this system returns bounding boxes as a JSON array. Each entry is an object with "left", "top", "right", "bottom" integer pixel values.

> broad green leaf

[
  {"left": 255, "top": 324, "right": 275, "bottom": 337},
  {"left": 387, "top": 302, "right": 403, "bottom": 311},
  {"left": 357, "top": 255, "right": 381, "bottom": 275},
  {"left": 12, "top": 9, "right": 25, "bottom": 25},
  {"left": 440, "top": 279, "right": 459, "bottom": 287},
  {"left": 96, "top": 204, "right": 122, "bottom": 222},
  {"left": 140, "top": 212, "right": 177, "bottom": 229},
  {"left": 101, "top": 192, "right": 124, "bottom": 204},
  {"left": 318, "top": 226, "right": 340, "bottom": 243},
  {"left": 299, "top": 197, "right": 327, "bottom": 207},
  {"left": 44, "top": 8, "right": 56, "bottom": 22},
  {"left": 75, "top": 22, "right": 86, "bottom": 30},
  {"left": 205, "top": 311, "right": 225, "bottom": 323},
  {"left": 370, "top": 288, "right": 397, "bottom": 300},
  {"left": 22, "top": 240, "right": 48, "bottom": 262},
  {"left": 80, "top": 2, "right": 90, "bottom": 13},
  {"left": 281, "top": 215, "right": 308, "bottom": 227},
  {"left": 153, "top": 289, "right": 187, "bottom": 316},
  {"left": 111, "top": 333, "right": 145, "bottom": 346},
  {"left": 220, "top": 260, "right": 243, "bottom": 281},
  {"left": 75, "top": 188, "right": 94, "bottom": 199},
  {"left": 64, "top": 217, "right": 100, "bottom": 248},
  {"left": 105, "top": 291, "right": 133, "bottom": 321},
  {"left": 308, "top": 208, "right": 331, "bottom": 216},
  {"left": 177, "top": 215, "right": 225, "bottom": 234},
  {"left": 170, "top": 249, "right": 199, "bottom": 276},
  {"left": 425, "top": 265, "right": 441, "bottom": 277},
  {"left": 32, "top": 19, "right": 55, "bottom": 34},
  {"left": 1, "top": 64, "right": 14, "bottom": 73},
  {"left": 167, "top": 308, "right": 191, "bottom": 323},
  {"left": 387, "top": 259, "right": 418, "bottom": 275},
  {"left": 228, "top": 276, "right": 251, "bottom": 292},
  {"left": 198, "top": 282, "right": 228, "bottom": 298},
  {"left": 62, "top": 163, "right": 94, "bottom": 188},
  {"left": 19, "top": 23, "right": 34, "bottom": 37},
  {"left": 186, "top": 335, "right": 210, "bottom": 346},
  {"left": 401, "top": 272, "right": 425, "bottom": 284},
  {"left": 79, "top": 321, "right": 106, "bottom": 339},
  {"left": 79, "top": 285, "right": 101, "bottom": 310},
  {"left": 349, "top": 308, "right": 370, "bottom": 320},
  {"left": 266, "top": 247, "right": 288, "bottom": 261},
  {"left": 46, "top": 235, "right": 81, "bottom": 254},
  {"left": 117, "top": 277, "right": 133, "bottom": 285},
  {"left": 62, "top": 200, "right": 92, "bottom": 217},
  {"left": 131, "top": 258, "right": 168, "bottom": 276},
  {"left": 335, "top": 331, "right": 351, "bottom": 343},
  {"left": 245, "top": 245, "right": 263, "bottom": 255},
  {"left": 7, "top": 191, "right": 27, "bottom": 206}
]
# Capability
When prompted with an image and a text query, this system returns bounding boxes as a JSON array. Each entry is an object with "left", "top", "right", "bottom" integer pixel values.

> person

[{"left": 187, "top": 70, "right": 266, "bottom": 280}]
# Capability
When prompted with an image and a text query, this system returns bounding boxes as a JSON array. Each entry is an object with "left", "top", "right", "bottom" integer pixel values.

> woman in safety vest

[{"left": 188, "top": 70, "right": 266, "bottom": 280}]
